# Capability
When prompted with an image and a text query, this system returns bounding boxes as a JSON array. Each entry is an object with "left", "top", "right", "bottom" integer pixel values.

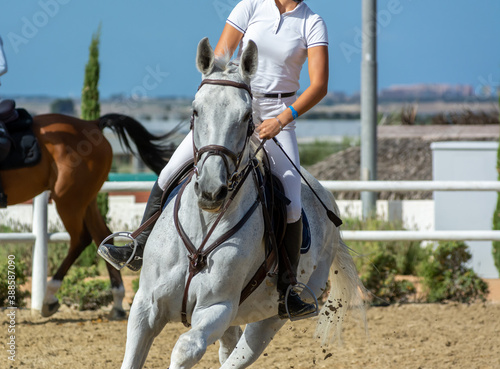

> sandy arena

[{"left": 2, "top": 293, "right": 499, "bottom": 368}]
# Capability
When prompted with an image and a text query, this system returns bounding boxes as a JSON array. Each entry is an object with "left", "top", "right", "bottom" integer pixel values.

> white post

[{"left": 31, "top": 191, "right": 49, "bottom": 316}]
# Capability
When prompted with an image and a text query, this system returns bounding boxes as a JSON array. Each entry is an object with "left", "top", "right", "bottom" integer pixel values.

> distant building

[{"left": 379, "top": 83, "right": 475, "bottom": 101}]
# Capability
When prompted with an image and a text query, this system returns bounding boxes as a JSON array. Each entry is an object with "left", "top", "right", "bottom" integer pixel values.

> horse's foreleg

[
  {"left": 121, "top": 289, "right": 168, "bottom": 369},
  {"left": 220, "top": 316, "right": 286, "bottom": 369},
  {"left": 170, "top": 302, "right": 235, "bottom": 369},
  {"left": 219, "top": 326, "right": 243, "bottom": 365},
  {"left": 84, "top": 200, "right": 126, "bottom": 319}
]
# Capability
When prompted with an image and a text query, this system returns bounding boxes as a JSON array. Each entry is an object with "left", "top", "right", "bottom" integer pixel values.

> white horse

[{"left": 121, "top": 38, "right": 365, "bottom": 369}]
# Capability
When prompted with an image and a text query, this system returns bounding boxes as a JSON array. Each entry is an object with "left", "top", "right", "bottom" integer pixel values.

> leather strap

[
  {"left": 130, "top": 162, "right": 195, "bottom": 240},
  {"left": 253, "top": 91, "right": 296, "bottom": 99},
  {"left": 175, "top": 162, "right": 260, "bottom": 327},
  {"left": 198, "top": 79, "right": 252, "bottom": 99}
]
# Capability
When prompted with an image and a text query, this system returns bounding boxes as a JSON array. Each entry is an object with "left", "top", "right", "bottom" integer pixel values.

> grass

[{"left": 298, "top": 137, "right": 358, "bottom": 167}]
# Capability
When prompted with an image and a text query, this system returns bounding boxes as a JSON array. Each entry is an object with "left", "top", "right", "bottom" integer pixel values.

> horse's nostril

[
  {"left": 216, "top": 186, "right": 228, "bottom": 201},
  {"left": 194, "top": 181, "right": 200, "bottom": 195},
  {"left": 200, "top": 186, "right": 227, "bottom": 203}
]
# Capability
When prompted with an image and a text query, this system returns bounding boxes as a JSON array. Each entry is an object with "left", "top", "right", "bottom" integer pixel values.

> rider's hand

[{"left": 256, "top": 118, "right": 283, "bottom": 139}]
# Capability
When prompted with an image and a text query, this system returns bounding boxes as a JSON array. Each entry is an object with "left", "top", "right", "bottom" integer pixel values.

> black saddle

[
  {"left": 0, "top": 99, "right": 19, "bottom": 124},
  {"left": 0, "top": 100, "right": 42, "bottom": 207},
  {"left": 0, "top": 100, "right": 42, "bottom": 171}
]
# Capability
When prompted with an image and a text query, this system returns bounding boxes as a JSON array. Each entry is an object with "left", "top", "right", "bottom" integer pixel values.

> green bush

[
  {"left": 419, "top": 241, "right": 489, "bottom": 303},
  {"left": 344, "top": 216, "right": 425, "bottom": 305},
  {"left": 359, "top": 252, "right": 416, "bottom": 305},
  {"left": 132, "top": 277, "right": 140, "bottom": 293},
  {"left": 0, "top": 256, "right": 29, "bottom": 308},
  {"left": 57, "top": 265, "right": 112, "bottom": 310},
  {"left": 344, "top": 216, "right": 428, "bottom": 275}
]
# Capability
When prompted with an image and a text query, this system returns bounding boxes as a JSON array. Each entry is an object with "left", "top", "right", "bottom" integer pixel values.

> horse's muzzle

[{"left": 194, "top": 181, "right": 228, "bottom": 212}]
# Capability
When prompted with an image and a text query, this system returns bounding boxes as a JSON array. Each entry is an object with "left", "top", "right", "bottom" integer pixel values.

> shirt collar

[{"left": 270, "top": 0, "right": 303, "bottom": 16}]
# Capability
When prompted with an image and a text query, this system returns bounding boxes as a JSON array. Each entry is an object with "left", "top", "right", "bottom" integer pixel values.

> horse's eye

[{"left": 193, "top": 110, "right": 198, "bottom": 117}]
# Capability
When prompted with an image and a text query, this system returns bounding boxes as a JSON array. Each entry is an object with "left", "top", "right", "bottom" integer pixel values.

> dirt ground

[{"left": 2, "top": 288, "right": 500, "bottom": 369}]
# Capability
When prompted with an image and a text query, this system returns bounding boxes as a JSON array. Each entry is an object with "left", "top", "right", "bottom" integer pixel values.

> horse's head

[{"left": 191, "top": 37, "right": 258, "bottom": 212}]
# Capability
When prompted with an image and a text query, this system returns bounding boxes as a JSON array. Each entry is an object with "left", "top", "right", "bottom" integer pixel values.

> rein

[
  {"left": 176, "top": 78, "right": 276, "bottom": 327},
  {"left": 174, "top": 159, "right": 259, "bottom": 327}
]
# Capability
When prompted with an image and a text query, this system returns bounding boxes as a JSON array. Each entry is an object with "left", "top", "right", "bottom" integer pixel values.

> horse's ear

[
  {"left": 196, "top": 37, "right": 215, "bottom": 75},
  {"left": 240, "top": 40, "right": 258, "bottom": 80}
]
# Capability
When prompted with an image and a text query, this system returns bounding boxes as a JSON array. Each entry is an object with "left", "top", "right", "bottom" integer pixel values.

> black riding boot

[
  {"left": 277, "top": 217, "right": 317, "bottom": 319},
  {"left": 98, "top": 181, "right": 164, "bottom": 271}
]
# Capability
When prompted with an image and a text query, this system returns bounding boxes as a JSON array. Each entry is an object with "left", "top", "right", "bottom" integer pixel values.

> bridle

[
  {"left": 176, "top": 77, "right": 278, "bottom": 327},
  {"left": 191, "top": 78, "right": 255, "bottom": 190}
]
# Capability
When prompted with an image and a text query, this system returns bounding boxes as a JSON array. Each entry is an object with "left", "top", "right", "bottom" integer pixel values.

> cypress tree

[
  {"left": 79, "top": 25, "right": 108, "bottom": 267},
  {"left": 81, "top": 25, "right": 101, "bottom": 121}
]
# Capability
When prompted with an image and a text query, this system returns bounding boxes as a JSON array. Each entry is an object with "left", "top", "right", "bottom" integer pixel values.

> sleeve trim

[
  {"left": 226, "top": 19, "right": 246, "bottom": 34},
  {"left": 307, "top": 42, "right": 329, "bottom": 49}
]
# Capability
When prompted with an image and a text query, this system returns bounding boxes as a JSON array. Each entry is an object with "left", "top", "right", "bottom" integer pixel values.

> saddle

[
  {"left": 0, "top": 100, "right": 41, "bottom": 170},
  {"left": 249, "top": 138, "right": 311, "bottom": 256},
  {"left": 0, "top": 99, "right": 42, "bottom": 207}
]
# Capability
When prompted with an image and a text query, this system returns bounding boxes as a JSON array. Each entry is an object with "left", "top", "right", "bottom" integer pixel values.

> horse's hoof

[
  {"left": 41, "top": 300, "right": 60, "bottom": 317},
  {"left": 108, "top": 307, "right": 127, "bottom": 320}
]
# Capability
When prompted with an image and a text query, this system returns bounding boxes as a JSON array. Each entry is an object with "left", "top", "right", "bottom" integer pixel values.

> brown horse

[{"left": 0, "top": 112, "right": 175, "bottom": 318}]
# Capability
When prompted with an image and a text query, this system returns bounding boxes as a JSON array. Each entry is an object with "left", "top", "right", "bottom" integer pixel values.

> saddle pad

[
  {"left": 0, "top": 109, "right": 42, "bottom": 171},
  {"left": 162, "top": 176, "right": 190, "bottom": 210},
  {"left": 300, "top": 209, "right": 311, "bottom": 254}
]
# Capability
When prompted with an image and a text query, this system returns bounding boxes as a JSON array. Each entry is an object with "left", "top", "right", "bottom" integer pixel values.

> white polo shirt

[
  {"left": 227, "top": 0, "right": 328, "bottom": 94},
  {"left": 0, "top": 36, "right": 7, "bottom": 85}
]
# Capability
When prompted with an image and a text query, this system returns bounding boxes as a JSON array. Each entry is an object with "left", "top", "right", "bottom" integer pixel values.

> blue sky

[{"left": 0, "top": 0, "right": 499, "bottom": 98}]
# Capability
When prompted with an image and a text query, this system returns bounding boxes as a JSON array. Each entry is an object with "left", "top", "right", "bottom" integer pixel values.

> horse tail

[
  {"left": 314, "top": 237, "right": 367, "bottom": 345},
  {"left": 98, "top": 114, "right": 179, "bottom": 175}
]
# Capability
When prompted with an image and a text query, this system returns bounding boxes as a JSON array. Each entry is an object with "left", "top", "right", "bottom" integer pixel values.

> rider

[
  {"left": 0, "top": 35, "right": 7, "bottom": 85},
  {"left": 0, "top": 34, "right": 12, "bottom": 162},
  {"left": 99, "top": 0, "right": 329, "bottom": 319}
]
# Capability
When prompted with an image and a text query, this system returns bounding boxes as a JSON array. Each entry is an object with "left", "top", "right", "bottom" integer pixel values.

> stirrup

[
  {"left": 98, "top": 231, "right": 138, "bottom": 271},
  {"left": 283, "top": 282, "right": 319, "bottom": 321}
]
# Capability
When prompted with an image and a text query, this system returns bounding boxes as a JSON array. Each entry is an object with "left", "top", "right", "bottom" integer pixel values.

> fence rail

[
  {"left": 2, "top": 180, "right": 500, "bottom": 313},
  {"left": 99, "top": 180, "right": 500, "bottom": 193}
]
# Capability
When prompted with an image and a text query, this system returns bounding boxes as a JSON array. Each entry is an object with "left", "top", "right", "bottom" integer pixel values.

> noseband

[{"left": 191, "top": 78, "right": 255, "bottom": 190}]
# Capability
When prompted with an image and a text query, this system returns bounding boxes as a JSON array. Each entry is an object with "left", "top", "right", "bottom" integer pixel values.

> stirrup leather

[
  {"left": 98, "top": 232, "right": 139, "bottom": 271},
  {"left": 281, "top": 282, "right": 319, "bottom": 321}
]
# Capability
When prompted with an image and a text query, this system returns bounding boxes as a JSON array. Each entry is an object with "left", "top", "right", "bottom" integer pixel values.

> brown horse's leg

[
  {"left": 84, "top": 198, "right": 126, "bottom": 319},
  {"left": 41, "top": 203, "right": 92, "bottom": 317}
]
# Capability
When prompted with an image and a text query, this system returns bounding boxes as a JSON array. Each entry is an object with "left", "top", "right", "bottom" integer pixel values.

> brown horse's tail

[{"left": 99, "top": 114, "right": 180, "bottom": 175}]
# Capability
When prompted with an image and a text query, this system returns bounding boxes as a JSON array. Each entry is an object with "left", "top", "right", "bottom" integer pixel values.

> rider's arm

[
  {"left": 277, "top": 45, "right": 329, "bottom": 126},
  {"left": 0, "top": 37, "right": 7, "bottom": 77},
  {"left": 258, "top": 46, "right": 329, "bottom": 139},
  {"left": 214, "top": 23, "right": 244, "bottom": 59}
]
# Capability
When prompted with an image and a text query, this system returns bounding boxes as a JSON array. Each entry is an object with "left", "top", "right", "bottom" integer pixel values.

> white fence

[{"left": 2, "top": 180, "right": 500, "bottom": 314}]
